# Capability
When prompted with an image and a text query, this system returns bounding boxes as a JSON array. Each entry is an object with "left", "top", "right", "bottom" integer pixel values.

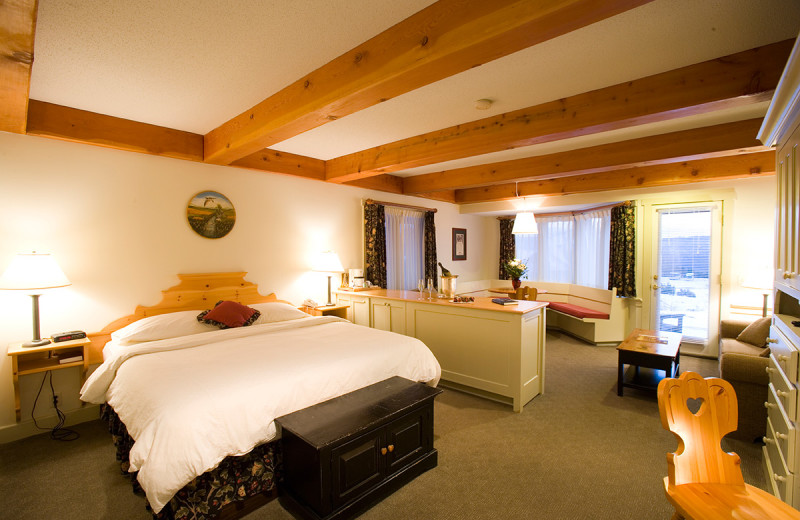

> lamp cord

[{"left": 32, "top": 371, "right": 80, "bottom": 441}]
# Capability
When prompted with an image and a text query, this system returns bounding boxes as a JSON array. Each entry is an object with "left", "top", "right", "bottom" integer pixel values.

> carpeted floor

[{"left": 0, "top": 331, "right": 766, "bottom": 519}]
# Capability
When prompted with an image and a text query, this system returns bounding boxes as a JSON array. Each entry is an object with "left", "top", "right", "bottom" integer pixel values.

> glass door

[{"left": 650, "top": 204, "right": 722, "bottom": 356}]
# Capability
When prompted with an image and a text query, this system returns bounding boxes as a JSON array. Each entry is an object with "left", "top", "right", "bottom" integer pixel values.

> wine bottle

[{"left": 438, "top": 262, "right": 452, "bottom": 277}]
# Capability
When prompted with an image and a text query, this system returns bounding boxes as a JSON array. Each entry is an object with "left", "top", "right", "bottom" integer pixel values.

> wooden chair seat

[
  {"left": 658, "top": 371, "right": 800, "bottom": 520},
  {"left": 664, "top": 480, "right": 800, "bottom": 519}
]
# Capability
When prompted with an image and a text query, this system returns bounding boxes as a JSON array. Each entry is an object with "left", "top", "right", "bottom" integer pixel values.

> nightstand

[
  {"left": 7, "top": 337, "right": 91, "bottom": 421},
  {"left": 299, "top": 304, "right": 349, "bottom": 320}
]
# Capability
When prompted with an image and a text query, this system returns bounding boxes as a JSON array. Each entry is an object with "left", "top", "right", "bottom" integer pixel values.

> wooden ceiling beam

[
  {"left": 203, "top": 0, "right": 654, "bottom": 166},
  {"left": 327, "top": 39, "right": 792, "bottom": 183},
  {"left": 231, "top": 149, "right": 325, "bottom": 180},
  {"left": 454, "top": 151, "right": 776, "bottom": 204},
  {"left": 1, "top": 0, "right": 38, "bottom": 133},
  {"left": 402, "top": 118, "right": 770, "bottom": 194},
  {"left": 26, "top": 100, "right": 205, "bottom": 162}
]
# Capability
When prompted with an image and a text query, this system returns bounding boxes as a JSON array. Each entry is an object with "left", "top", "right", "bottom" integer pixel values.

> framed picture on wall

[{"left": 452, "top": 228, "right": 467, "bottom": 261}]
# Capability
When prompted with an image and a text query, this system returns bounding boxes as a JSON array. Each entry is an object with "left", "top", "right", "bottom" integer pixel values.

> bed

[{"left": 80, "top": 272, "right": 441, "bottom": 519}]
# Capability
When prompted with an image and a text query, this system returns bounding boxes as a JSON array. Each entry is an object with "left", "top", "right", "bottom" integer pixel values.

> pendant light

[{"left": 512, "top": 182, "right": 538, "bottom": 234}]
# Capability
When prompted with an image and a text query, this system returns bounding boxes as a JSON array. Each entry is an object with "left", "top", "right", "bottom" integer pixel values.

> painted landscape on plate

[{"left": 187, "top": 191, "right": 236, "bottom": 239}]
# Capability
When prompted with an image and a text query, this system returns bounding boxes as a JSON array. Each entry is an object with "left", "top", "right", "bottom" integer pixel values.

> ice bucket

[{"left": 440, "top": 275, "right": 458, "bottom": 298}]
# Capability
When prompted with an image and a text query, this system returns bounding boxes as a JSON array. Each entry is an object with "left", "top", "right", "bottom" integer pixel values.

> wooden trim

[
  {"left": 456, "top": 152, "right": 776, "bottom": 203},
  {"left": 328, "top": 40, "right": 792, "bottom": 182},
  {"left": 26, "top": 100, "right": 204, "bottom": 162},
  {"left": 203, "top": 0, "right": 653, "bottom": 166},
  {"left": 403, "top": 118, "right": 770, "bottom": 194},
  {"left": 364, "top": 198, "right": 437, "bottom": 213},
  {"left": 0, "top": 0, "right": 38, "bottom": 133},
  {"left": 497, "top": 202, "right": 624, "bottom": 219},
  {"left": 758, "top": 36, "right": 800, "bottom": 146}
]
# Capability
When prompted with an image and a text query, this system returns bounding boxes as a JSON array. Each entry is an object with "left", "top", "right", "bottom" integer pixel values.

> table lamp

[
  {"left": 313, "top": 251, "right": 344, "bottom": 306},
  {"left": 0, "top": 252, "right": 71, "bottom": 347},
  {"left": 742, "top": 270, "right": 773, "bottom": 317}
]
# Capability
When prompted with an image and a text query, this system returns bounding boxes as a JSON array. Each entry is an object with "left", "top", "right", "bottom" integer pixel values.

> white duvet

[{"left": 80, "top": 316, "right": 441, "bottom": 513}]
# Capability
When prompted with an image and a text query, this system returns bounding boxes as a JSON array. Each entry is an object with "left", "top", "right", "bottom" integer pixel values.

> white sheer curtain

[
  {"left": 514, "top": 233, "right": 538, "bottom": 280},
  {"left": 384, "top": 206, "right": 425, "bottom": 290},
  {"left": 575, "top": 208, "right": 611, "bottom": 288},
  {"left": 538, "top": 215, "right": 575, "bottom": 283}
]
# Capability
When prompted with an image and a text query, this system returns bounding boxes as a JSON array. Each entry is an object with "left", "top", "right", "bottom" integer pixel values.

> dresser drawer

[
  {"left": 769, "top": 354, "right": 799, "bottom": 421},
  {"left": 769, "top": 324, "right": 800, "bottom": 383},
  {"left": 764, "top": 417, "right": 794, "bottom": 502},
  {"left": 767, "top": 383, "right": 797, "bottom": 470}
]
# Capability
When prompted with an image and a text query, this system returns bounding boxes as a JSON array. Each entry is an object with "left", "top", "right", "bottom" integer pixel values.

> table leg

[{"left": 617, "top": 358, "right": 624, "bottom": 396}]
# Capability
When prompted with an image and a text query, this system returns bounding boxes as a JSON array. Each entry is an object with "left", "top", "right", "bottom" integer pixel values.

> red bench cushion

[{"left": 547, "top": 302, "right": 609, "bottom": 320}]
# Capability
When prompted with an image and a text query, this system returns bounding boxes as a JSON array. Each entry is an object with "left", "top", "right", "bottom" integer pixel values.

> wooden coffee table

[{"left": 617, "top": 328, "right": 682, "bottom": 396}]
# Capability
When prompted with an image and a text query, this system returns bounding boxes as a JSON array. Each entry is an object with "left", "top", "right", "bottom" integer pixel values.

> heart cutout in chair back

[{"left": 686, "top": 397, "right": 704, "bottom": 415}]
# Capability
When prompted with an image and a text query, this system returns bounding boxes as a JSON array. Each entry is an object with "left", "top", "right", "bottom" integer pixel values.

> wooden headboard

[{"left": 87, "top": 272, "right": 285, "bottom": 364}]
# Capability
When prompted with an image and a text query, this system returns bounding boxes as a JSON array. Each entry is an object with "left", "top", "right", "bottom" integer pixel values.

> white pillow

[
  {"left": 111, "top": 310, "right": 216, "bottom": 344},
  {"left": 251, "top": 302, "right": 308, "bottom": 324}
]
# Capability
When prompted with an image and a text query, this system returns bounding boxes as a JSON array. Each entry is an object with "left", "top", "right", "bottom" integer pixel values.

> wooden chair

[
  {"left": 514, "top": 286, "right": 537, "bottom": 300},
  {"left": 657, "top": 371, "right": 800, "bottom": 520}
]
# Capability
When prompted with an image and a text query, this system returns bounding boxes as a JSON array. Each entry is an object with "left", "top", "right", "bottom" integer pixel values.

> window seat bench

[{"left": 526, "top": 282, "right": 627, "bottom": 346}]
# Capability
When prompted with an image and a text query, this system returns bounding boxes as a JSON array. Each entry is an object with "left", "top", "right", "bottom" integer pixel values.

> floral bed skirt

[{"left": 101, "top": 405, "right": 280, "bottom": 519}]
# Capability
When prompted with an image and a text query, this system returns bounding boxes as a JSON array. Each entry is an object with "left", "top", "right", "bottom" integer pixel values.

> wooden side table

[
  {"left": 7, "top": 337, "right": 91, "bottom": 421},
  {"left": 299, "top": 304, "right": 349, "bottom": 320},
  {"left": 617, "top": 328, "right": 681, "bottom": 396}
]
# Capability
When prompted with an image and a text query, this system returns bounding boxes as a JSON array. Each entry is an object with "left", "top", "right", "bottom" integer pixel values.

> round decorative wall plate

[{"left": 187, "top": 191, "right": 236, "bottom": 239}]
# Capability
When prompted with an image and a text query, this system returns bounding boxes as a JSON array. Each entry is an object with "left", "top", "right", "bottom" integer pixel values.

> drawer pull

[
  {"left": 381, "top": 447, "right": 387, "bottom": 455},
  {"left": 764, "top": 436, "right": 775, "bottom": 444},
  {"left": 388, "top": 444, "right": 394, "bottom": 452},
  {"left": 779, "top": 355, "right": 790, "bottom": 362},
  {"left": 777, "top": 432, "right": 789, "bottom": 440},
  {"left": 775, "top": 474, "right": 788, "bottom": 483},
  {"left": 765, "top": 402, "right": 776, "bottom": 409},
  {"left": 380, "top": 445, "right": 395, "bottom": 455},
  {"left": 767, "top": 367, "right": 777, "bottom": 375},
  {"left": 767, "top": 338, "right": 778, "bottom": 344},
  {"left": 777, "top": 390, "right": 789, "bottom": 398}
]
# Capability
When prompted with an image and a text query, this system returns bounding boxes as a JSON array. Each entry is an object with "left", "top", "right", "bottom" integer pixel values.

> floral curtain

[
  {"left": 608, "top": 202, "right": 636, "bottom": 297},
  {"left": 424, "top": 211, "right": 438, "bottom": 288},
  {"left": 499, "top": 218, "right": 516, "bottom": 278},
  {"left": 364, "top": 201, "right": 387, "bottom": 289}
]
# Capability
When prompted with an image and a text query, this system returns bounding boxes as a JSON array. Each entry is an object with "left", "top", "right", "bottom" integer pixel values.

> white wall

[{"left": 0, "top": 132, "right": 491, "bottom": 437}]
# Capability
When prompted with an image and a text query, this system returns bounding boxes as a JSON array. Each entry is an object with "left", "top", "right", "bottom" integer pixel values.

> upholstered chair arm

[
  {"left": 719, "top": 353, "right": 770, "bottom": 386},
  {"left": 720, "top": 319, "right": 753, "bottom": 339}
]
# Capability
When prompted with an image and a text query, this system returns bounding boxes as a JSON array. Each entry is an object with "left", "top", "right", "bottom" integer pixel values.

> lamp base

[{"left": 22, "top": 338, "right": 51, "bottom": 348}]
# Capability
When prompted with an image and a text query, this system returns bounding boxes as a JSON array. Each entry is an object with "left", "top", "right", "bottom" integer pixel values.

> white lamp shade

[
  {"left": 512, "top": 212, "right": 538, "bottom": 234},
  {"left": 312, "top": 251, "right": 344, "bottom": 273},
  {"left": 0, "top": 253, "right": 71, "bottom": 291}
]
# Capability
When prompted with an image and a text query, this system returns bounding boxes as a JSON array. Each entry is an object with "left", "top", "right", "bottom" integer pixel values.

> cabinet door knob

[
  {"left": 381, "top": 447, "right": 387, "bottom": 455},
  {"left": 779, "top": 355, "right": 790, "bottom": 362},
  {"left": 775, "top": 474, "right": 787, "bottom": 483},
  {"left": 387, "top": 444, "right": 394, "bottom": 452},
  {"left": 777, "top": 432, "right": 789, "bottom": 440},
  {"left": 777, "top": 390, "right": 789, "bottom": 398},
  {"left": 767, "top": 367, "right": 776, "bottom": 375},
  {"left": 764, "top": 436, "right": 775, "bottom": 444},
  {"left": 765, "top": 402, "right": 776, "bottom": 409}
]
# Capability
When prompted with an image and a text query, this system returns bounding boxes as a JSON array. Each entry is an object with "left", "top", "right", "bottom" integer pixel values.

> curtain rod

[
  {"left": 496, "top": 201, "right": 629, "bottom": 220},
  {"left": 364, "top": 198, "right": 437, "bottom": 213}
]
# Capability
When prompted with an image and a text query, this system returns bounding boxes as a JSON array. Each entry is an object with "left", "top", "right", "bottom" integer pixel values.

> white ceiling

[{"left": 28, "top": 0, "right": 800, "bottom": 181}]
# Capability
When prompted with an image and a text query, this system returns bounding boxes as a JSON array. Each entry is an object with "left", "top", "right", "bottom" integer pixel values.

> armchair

[{"left": 718, "top": 318, "right": 770, "bottom": 441}]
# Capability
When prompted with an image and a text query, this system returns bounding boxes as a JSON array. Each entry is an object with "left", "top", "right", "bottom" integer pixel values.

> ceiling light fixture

[{"left": 512, "top": 182, "right": 538, "bottom": 234}]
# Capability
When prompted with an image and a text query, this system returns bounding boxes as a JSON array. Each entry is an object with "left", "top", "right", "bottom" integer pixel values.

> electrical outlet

[{"left": 49, "top": 392, "right": 62, "bottom": 410}]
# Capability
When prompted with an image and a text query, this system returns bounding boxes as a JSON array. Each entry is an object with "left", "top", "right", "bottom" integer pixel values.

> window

[
  {"left": 385, "top": 206, "right": 424, "bottom": 290},
  {"left": 515, "top": 208, "right": 611, "bottom": 288}
]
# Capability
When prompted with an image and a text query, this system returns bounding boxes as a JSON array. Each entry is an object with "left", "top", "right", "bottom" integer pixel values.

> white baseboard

[{"left": 0, "top": 404, "right": 100, "bottom": 444}]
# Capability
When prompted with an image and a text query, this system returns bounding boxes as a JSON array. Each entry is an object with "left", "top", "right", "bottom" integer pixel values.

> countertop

[{"left": 335, "top": 288, "right": 548, "bottom": 314}]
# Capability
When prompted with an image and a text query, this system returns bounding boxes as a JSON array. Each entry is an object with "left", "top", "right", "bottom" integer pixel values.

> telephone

[{"left": 302, "top": 298, "right": 320, "bottom": 308}]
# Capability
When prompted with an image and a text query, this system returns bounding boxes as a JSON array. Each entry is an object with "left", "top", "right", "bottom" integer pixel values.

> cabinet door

[
  {"left": 351, "top": 295, "right": 370, "bottom": 326},
  {"left": 371, "top": 299, "right": 406, "bottom": 334},
  {"left": 331, "top": 429, "right": 385, "bottom": 509},
  {"left": 776, "top": 134, "right": 800, "bottom": 291},
  {"left": 385, "top": 407, "right": 432, "bottom": 475}
]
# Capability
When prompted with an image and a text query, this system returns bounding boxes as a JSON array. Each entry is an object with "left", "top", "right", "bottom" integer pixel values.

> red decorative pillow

[{"left": 197, "top": 300, "right": 260, "bottom": 329}]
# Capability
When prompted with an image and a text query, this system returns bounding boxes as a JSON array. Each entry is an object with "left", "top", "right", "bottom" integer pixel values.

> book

[
  {"left": 491, "top": 297, "right": 518, "bottom": 306},
  {"left": 58, "top": 354, "right": 83, "bottom": 364},
  {"left": 636, "top": 334, "right": 668, "bottom": 344}
]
